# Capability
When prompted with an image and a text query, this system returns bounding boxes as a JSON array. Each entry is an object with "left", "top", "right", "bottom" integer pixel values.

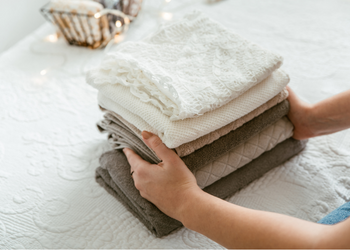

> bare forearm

[
  {"left": 181, "top": 190, "right": 349, "bottom": 249},
  {"left": 126, "top": 131, "right": 350, "bottom": 248},
  {"left": 309, "top": 89, "right": 350, "bottom": 136}
]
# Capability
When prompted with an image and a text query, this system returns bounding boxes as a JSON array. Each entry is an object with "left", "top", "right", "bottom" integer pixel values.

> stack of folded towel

[{"left": 87, "top": 11, "right": 307, "bottom": 237}]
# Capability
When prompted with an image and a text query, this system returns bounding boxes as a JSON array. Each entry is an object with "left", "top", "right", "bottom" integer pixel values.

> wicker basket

[{"left": 40, "top": 2, "right": 135, "bottom": 49}]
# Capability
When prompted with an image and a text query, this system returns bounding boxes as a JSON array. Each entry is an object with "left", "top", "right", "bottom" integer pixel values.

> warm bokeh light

[
  {"left": 45, "top": 34, "right": 58, "bottom": 42},
  {"left": 40, "top": 70, "right": 47, "bottom": 76},
  {"left": 114, "top": 34, "right": 125, "bottom": 43},
  {"left": 165, "top": 0, "right": 171, "bottom": 2},
  {"left": 161, "top": 12, "right": 173, "bottom": 20},
  {"left": 94, "top": 13, "right": 101, "bottom": 18},
  {"left": 115, "top": 20, "right": 122, "bottom": 28}
]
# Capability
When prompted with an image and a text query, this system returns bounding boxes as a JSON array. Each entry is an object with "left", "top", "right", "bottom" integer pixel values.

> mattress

[{"left": 1, "top": 0, "right": 350, "bottom": 248}]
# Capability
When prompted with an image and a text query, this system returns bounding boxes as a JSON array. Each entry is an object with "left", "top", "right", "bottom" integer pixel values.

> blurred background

[{"left": 0, "top": 0, "right": 47, "bottom": 54}]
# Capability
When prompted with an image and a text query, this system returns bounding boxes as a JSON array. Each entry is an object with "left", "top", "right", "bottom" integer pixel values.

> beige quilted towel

[{"left": 195, "top": 117, "right": 294, "bottom": 188}]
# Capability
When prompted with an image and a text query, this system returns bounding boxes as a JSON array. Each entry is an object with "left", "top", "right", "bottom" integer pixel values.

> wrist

[
  {"left": 178, "top": 188, "right": 212, "bottom": 229},
  {"left": 307, "top": 102, "right": 332, "bottom": 138},
  {"left": 176, "top": 187, "right": 205, "bottom": 226},
  {"left": 304, "top": 103, "right": 318, "bottom": 138}
]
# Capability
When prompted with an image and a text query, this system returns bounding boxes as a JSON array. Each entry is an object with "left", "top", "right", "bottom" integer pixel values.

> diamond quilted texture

[{"left": 195, "top": 117, "right": 294, "bottom": 188}]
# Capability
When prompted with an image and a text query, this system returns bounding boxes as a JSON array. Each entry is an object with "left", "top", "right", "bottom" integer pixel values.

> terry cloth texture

[
  {"left": 98, "top": 115, "right": 293, "bottom": 188},
  {"left": 95, "top": 138, "right": 308, "bottom": 237},
  {"left": 99, "top": 116, "right": 294, "bottom": 188},
  {"left": 87, "top": 11, "right": 283, "bottom": 121},
  {"left": 181, "top": 100, "right": 290, "bottom": 172},
  {"left": 100, "top": 88, "right": 289, "bottom": 157},
  {"left": 318, "top": 202, "right": 350, "bottom": 225},
  {"left": 97, "top": 115, "right": 293, "bottom": 188},
  {"left": 95, "top": 69, "right": 290, "bottom": 148},
  {"left": 175, "top": 88, "right": 289, "bottom": 156},
  {"left": 97, "top": 119, "right": 161, "bottom": 164},
  {"left": 98, "top": 100, "right": 290, "bottom": 173}
]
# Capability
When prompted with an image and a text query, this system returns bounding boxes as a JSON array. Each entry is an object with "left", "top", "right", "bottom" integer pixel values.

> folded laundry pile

[{"left": 87, "top": 11, "right": 307, "bottom": 237}]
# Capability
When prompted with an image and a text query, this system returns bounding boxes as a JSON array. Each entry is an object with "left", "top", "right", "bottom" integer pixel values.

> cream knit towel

[
  {"left": 87, "top": 11, "right": 283, "bottom": 120},
  {"left": 96, "top": 70, "right": 289, "bottom": 148},
  {"left": 101, "top": 88, "right": 288, "bottom": 156}
]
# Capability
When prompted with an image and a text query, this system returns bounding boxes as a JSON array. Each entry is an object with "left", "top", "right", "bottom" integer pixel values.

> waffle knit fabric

[{"left": 95, "top": 70, "right": 289, "bottom": 148}]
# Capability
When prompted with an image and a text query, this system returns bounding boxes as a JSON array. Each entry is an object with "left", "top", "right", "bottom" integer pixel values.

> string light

[
  {"left": 40, "top": 70, "right": 47, "bottom": 76},
  {"left": 115, "top": 20, "right": 122, "bottom": 28},
  {"left": 94, "top": 13, "right": 101, "bottom": 18},
  {"left": 114, "top": 34, "right": 125, "bottom": 43},
  {"left": 161, "top": 12, "right": 173, "bottom": 20},
  {"left": 45, "top": 34, "right": 58, "bottom": 42}
]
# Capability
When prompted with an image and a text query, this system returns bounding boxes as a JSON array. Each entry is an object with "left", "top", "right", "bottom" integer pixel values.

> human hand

[
  {"left": 286, "top": 86, "right": 315, "bottom": 140},
  {"left": 123, "top": 131, "right": 202, "bottom": 222}
]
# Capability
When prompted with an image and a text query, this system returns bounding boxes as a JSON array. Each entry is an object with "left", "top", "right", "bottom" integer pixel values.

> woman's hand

[
  {"left": 286, "top": 86, "right": 315, "bottom": 140},
  {"left": 122, "top": 91, "right": 350, "bottom": 248},
  {"left": 123, "top": 131, "right": 202, "bottom": 222},
  {"left": 287, "top": 86, "right": 350, "bottom": 139},
  {"left": 122, "top": 131, "right": 339, "bottom": 249}
]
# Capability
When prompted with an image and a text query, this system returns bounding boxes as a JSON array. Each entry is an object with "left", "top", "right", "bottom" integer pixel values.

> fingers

[
  {"left": 141, "top": 131, "right": 178, "bottom": 161},
  {"left": 123, "top": 148, "right": 157, "bottom": 197},
  {"left": 123, "top": 148, "right": 150, "bottom": 174},
  {"left": 286, "top": 86, "right": 298, "bottom": 104}
]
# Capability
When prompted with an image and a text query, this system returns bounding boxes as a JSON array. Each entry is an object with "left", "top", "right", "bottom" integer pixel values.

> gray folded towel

[
  {"left": 98, "top": 100, "right": 290, "bottom": 172},
  {"left": 96, "top": 138, "right": 307, "bottom": 237},
  {"left": 97, "top": 118, "right": 161, "bottom": 163}
]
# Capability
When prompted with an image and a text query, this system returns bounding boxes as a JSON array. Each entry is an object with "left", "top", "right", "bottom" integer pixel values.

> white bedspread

[{"left": 1, "top": 0, "right": 350, "bottom": 248}]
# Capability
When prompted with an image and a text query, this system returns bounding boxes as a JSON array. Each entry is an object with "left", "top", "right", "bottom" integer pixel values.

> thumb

[{"left": 142, "top": 131, "right": 178, "bottom": 161}]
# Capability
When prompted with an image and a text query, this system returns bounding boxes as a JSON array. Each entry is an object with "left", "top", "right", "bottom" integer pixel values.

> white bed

[{"left": 1, "top": 0, "right": 350, "bottom": 248}]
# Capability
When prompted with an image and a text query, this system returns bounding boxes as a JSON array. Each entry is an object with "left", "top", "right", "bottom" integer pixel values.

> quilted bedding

[{"left": 1, "top": 0, "right": 350, "bottom": 248}]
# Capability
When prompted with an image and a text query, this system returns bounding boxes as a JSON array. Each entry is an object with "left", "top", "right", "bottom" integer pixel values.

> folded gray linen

[
  {"left": 97, "top": 118, "right": 161, "bottom": 163},
  {"left": 98, "top": 100, "right": 290, "bottom": 172},
  {"left": 95, "top": 138, "right": 307, "bottom": 237}
]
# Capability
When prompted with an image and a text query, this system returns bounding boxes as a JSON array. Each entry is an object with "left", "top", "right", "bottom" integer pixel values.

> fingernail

[
  {"left": 142, "top": 131, "right": 152, "bottom": 139},
  {"left": 123, "top": 148, "right": 128, "bottom": 153}
]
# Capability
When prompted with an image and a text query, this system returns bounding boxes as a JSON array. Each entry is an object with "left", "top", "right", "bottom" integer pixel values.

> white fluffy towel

[{"left": 87, "top": 11, "right": 283, "bottom": 121}]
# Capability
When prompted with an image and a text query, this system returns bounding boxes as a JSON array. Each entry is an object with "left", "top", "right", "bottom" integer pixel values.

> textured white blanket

[
  {"left": 87, "top": 11, "right": 283, "bottom": 120},
  {"left": 95, "top": 70, "right": 289, "bottom": 148}
]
